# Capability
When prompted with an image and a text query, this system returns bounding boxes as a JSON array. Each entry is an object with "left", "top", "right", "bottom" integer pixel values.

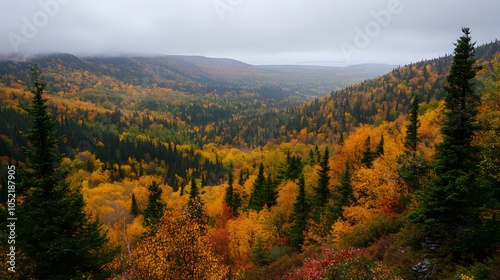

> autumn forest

[{"left": 0, "top": 30, "right": 499, "bottom": 279}]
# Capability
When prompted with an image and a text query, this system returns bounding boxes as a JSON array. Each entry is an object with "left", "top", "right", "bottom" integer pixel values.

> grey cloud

[{"left": 1, "top": 0, "right": 498, "bottom": 65}]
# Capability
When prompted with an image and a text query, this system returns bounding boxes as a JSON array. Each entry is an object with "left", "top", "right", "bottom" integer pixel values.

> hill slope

[
  {"left": 0, "top": 53, "right": 394, "bottom": 102},
  {"left": 212, "top": 40, "right": 500, "bottom": 146}
]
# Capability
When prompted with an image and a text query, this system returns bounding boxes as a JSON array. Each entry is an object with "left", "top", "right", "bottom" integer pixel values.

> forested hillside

[{"left": 0, "top": 34, "right": 499, "bottom": 279}]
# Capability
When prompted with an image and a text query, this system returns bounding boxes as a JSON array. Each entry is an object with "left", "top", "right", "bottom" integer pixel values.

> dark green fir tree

[
  {"left": 224, "top": 164, "right": 241, "bottom": 215},
  {"left": 397, "top": 93, "right": 427, "bottom": 192},
  {"left": 188, "top": 177, "right": 203, "bottom": 220},
  {"left": 17, "top": 65, "right": 118, "bottom": 279},
  {"left": 361, "top": 136, "right": 374, "bottom": 168},
  {"left": 143, "top": 181, "right": 165, "bottom": 231},
  {"left": 313, "top": 147, "right": 331, "bottom": 208},
  {"left": 333, "top": 160, "right": 356, "bottom": 219},
  {"left": 248, "top": 163, "right": 267, "bottom": 211},
  {"left": 414, "top": 28, "right": 494, "bottom": 260},
  {"left": 130, "top": 192, "right": 140, "bottom": 217},
  {"left": 290, "top": 175, "right": 308, "bottom": 250},
  {"left": 404, "top": 94, "right": 421, "bottom": 154},
  {"left": 264, "top": 173, "right": 278, "bottom": 208}
]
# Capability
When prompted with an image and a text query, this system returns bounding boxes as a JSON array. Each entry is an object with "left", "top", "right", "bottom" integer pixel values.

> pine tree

[
  {"left": 251, "top": 236, "right": 268, "bottom": 266},
  {"left": 17, "top": 65, "right": 117, "bottom": 278},
  {"left": 264, "top": 173, "right": 278, "bottom": 208},
  {"left": 415, "top": 28, "right": 491, "bottom": 260},
  {"left": 248, "top": 163, "right": 267, "bottom": 211},
  {"left": 130, "top": 193, "right": 140, "bottom": 217},
  {"left": 398, "top": 93, "right": 427, "bottom": 191},
  {"left": 404, "top": 94, "right": 421, "bottom": 153},
  {"left": 333, "top": 160, "right": 355, "bottom": 219},
  {"left": 313, "top": 147, "right": 331, "bottom": 208},
  {"left": 290, "top": 175, "right": 308, "bottom": 249},
  {"left": 361, "top": 136, "right": 374, "bottom": 168},
  {"left": 143, "top": 181, "right": 165, "bottom": 230},
  {"left": 188, "top": 177, "right": 203, "bottom": 219},
  {"left": 224, "top": 164, "right": 241, "bottom": 215}
]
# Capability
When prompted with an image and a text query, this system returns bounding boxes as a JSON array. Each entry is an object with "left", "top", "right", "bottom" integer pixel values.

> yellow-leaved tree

[{"left": 129, "top": 203, "right": 229, "bottom": 279}]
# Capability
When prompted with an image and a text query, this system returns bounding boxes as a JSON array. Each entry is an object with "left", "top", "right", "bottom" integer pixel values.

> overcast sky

[{"left": 1, "top": 0, "right": 499, "bottom": 66}]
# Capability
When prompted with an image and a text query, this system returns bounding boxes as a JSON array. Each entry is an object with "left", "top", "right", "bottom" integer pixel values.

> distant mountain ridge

[
  {"left": 207, "top": 40, "right": 500, "bottom": 145},
  {"left": 0, "top": 53, "right": 394, "bottom": 101}
]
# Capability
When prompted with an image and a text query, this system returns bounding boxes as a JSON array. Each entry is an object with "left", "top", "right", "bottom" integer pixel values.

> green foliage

[
  {"left": 143, "top": 181, "right": 165, "bottom": 230},
  {"left": 340, "top": 216, "right": 404, "bottom": 248},
  {"left": 333, "top": 160, "right": 356, "bottom": 219},
  {"left": 397, "top": 95, "right": 428, "bottom": 192},
  {"left": 361, "top": 135, "right": 384, "bottom": 168},
  {"left": 415, "top": 28, "right": 496, "bottom": 261},
  {"left": 248, "top": 163, "right": 276, "bottom": 211},
  {"left": 188, "top": 177, "right": 204, "bottom": 220},
  {"left": 290, "top": 175, "right": 308, "bottom": 249},
  {"left": 224, "top": 165, "right": 241, "bottom": 215},
  {"left": 279, "top": 152, "right": 303, "bottom": 181},
  {"left": 404, "top": 94, "right": 421, "bottom": 153},
  {"left": 130, "top": 192, "right": 140, "bottom": 217},
  {"left": 313, "top": 147, "right": 331, "bottom": 209},
  {"left": 361, "top": 136, "right": 374, "bottom": 168},
  {"left": 17, "top": 65, "right": 118, "bottom": 278},
  {"left": 251, "top": 236, "right": 268, "bottom": 267}
]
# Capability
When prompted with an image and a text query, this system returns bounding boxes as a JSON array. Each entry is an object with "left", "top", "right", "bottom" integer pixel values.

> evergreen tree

[
  {"left": 143, "top": 181, "right": 165, "bottom": 230},
  {"left": 404, "top": 94, "right": 421, "bottom": 153},
  {"left": 398, "top": 93, "right": 427, "bottom": 191},
  {"left": 130, "top": 193, "right": 140, "bottom": 217},
  {"left": 238, "top": 168, "right": 245, "bottom": 185},
  {"left": 189, "top": 177, "right": 199, "bottom": 200},
  {"left": 361, "top": 136, "right": 374, "bottom": 168},
  {"left": 414, "top": 28, "right": 491, "bottom": 260},
  {"left": 264, "top": 174, "right": 278, "bottom": 208},
  {"left": 251, "top": 236, "right": 268, "bottom": 267},
  {"left": 313, "top": 147, "right": 331, "bottom": 208},
  {"left": 224, "top": 164, "right": 241, "bottom": 215},
  {"left": 188, "top": 177, "right": 204, "bottom": 219},
  {"left": 248, "top": 163, "right": 266, "bottom": 211},
  {"left": 17, "top": 65, "right": 117, "bottom": 278},
  {"left": 290, "top": 175, "right": 308, "bottom": 249},
  {"left": 333, "top": 160, "right": 355, "bottom": 219}
]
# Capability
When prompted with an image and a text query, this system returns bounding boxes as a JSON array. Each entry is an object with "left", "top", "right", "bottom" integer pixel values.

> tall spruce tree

[
  {"left": 130, "top": 192, "right": 140, "bottom": 217},
  {"left": 361, "top": 136, "right": 374, "bottom": 168},
  {"left": 143, "top": 181, "right": 165, "bottom": 230},
  {"left": 290, "top": 175, "right": 308, "bottom": 249},
  {"left": 313, "top": 147, "right": 331, "bottom": 208},
  {"left": 17, "top": 65, "right": 117, "bottom": 278},
  {"left": 398, "top": 93, "right": 427, "bottom": 191},
  {"left": 404, "top": 94, "right": 421, "bottom": 154},
  {"left": 333, "top": 160, "right": 355, "bottom": 219},
  {"left": 415, "top": 28, "right": 491, "bottom": 260},
  {"left": 188, "top": 177, "right": 203, "bottom": 219},
  {"left": 248, "top": 163, "right": 267, "bottom": 211},
  {"left": 224, "top": 164, "right": 241, "bottom": 215},
  {"left": 264, "top": 174, "right": 278, "bottom": 208}
]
